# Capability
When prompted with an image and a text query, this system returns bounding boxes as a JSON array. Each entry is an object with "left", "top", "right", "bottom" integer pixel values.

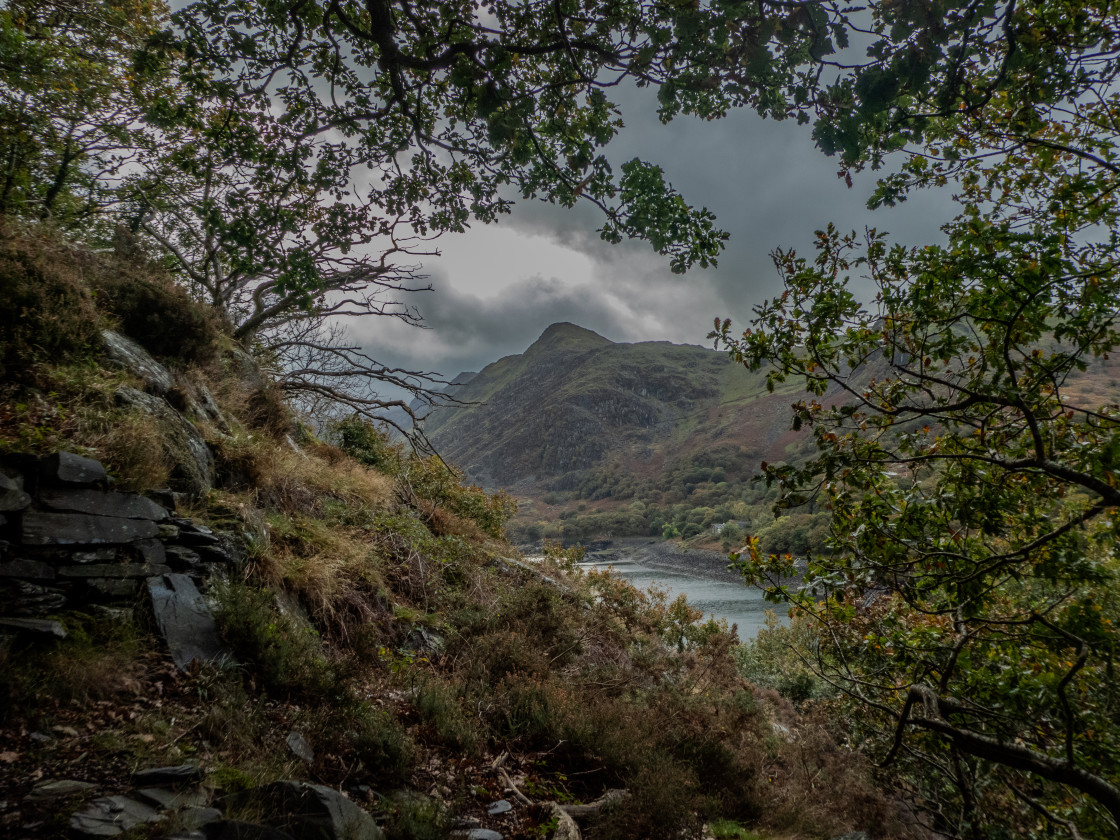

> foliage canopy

[{"left": 717, "top": 1, "right": 1120, "bottom": 836}]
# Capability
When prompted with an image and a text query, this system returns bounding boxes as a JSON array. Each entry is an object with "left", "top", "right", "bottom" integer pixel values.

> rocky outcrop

[{"left": 0, "top": 452, "right": 241, "bottom": 669}]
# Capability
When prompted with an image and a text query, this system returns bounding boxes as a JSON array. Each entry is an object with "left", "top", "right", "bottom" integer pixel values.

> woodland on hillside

[{"left": 3, "top": 0, "right": 1120, "bottom": 838}]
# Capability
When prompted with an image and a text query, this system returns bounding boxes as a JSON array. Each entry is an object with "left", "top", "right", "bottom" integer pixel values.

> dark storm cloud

[{"left": 354, "top": 84, "right": 958, "bottom": 388}]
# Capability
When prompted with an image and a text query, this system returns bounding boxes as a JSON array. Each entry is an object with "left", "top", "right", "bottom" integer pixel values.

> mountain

[{"left": 423, "top": 322, "right": 808, "bottom": 496}]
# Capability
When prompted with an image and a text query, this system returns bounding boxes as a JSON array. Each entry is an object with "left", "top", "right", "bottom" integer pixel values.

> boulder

[
  {"left": 21, "top": 511, "right": 161, "bottom": 545},
  {"left": 39, "top": 488, "right": 168, "bottom": 521},
  {"left": 147, "top": 574, "right": 231, "bottom": 671},
  {"left": 40, "top": 452, "right": 108, "bottom": 487},
  {"left": 101, "top": 330, "right": 174, "bottom": 395},
  {"left": 115, "top": 387, "right": 214, "bottom": 497},
  {"left": 254, "top": 781, "right": 383, "bottom": 840}
]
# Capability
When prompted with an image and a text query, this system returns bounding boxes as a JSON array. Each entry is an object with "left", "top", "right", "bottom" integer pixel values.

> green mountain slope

[{"left": 422, "top": 323, "right": 824, "bottom": 542}]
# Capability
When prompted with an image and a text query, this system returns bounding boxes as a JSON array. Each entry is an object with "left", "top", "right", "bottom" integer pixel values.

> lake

[{"left": 577, "top": 549, "right": 784, "bottom": 640}]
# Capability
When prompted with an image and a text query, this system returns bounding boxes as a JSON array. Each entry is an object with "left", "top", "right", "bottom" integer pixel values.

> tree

[
  {"left": 5, "top": 0, "right": 860, "bottom": 432},
  {"left": 0, "top": 0, "right": 169, "bottom": 224},
  {"left": 714, "top": 2, "right": 1120, "bottom": 836}
]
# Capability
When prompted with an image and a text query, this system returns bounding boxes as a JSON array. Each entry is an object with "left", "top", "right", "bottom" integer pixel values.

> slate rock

[
  {"left": 403, "top": 627, "right": 446, "bottom": 655},
  {"left": 70, "top": 794, "right": 163, "bottom": 837},
  {"left": 39, "top": 488, "right": 168, "bottom": 521},
  {"left": 101, "top": 330, "right": 174, "bottom": 395},
  {"left": 165, "top": 545, "right": 203, "bottom": 570},
  {"left": 451, "top": 830, "right": 503, "bottom": 840},
  {"left": 174, "top": 523, "right": 221, "bottom": 546},
  {"left": 3, "top": 580, "right": 68, "bottom": 615},
  {"left": 71, "top": 548, "right": 120, "bottom": 564},
  {"left": 181, "top": 806, "right": 224, "bottom": 829},
  {"left": 147, "top": 575, "right": 231, "bottom": 671},
  {"left": 133, "top": 539, "right": 168, "bottom": 565},
  {"left": 59, "top": 562, "right": 170, "bottom": 579},
  {"left": 256, "top": 781, "right": 383, "bottom": 840},
  {"left": 85, "top": 577, "right": 143, "bottom": 599},
  {"left": 25, "top": 778, "right": 97, "bottom": 801},
  {"left": 207, "top": 822, "right": 296, "bottom": 840},
  {"left": 0, "top": 471, "right": 30, "bottom": 512},
  {"left": 486, "top": 800, "right": 512, "bottom": 816},
  {"left": 159, "top": 523, "right": 182, "bottom": 540},
  {"left": 40, "top": 452, "right": 109, "bottom": 487},
  {"left": 22, "top": 511, "right": 160, "bottom": 545},
  {"left": 0, "top": 558, "right": 56, "bottom": 579},
  {"left": 286, "top": 731, "right": 315, "bottom": 764},
  {"left": 115, "top": 387, "right": 213, "bottom": 497},
  {"left": 133, "top": 787, "right": 209, "bottom": 810},
  {"left": 0, "top": 617, "right": 67, "bottom": 638},
  {"left": 132, "top": 765, "right": 205, "bottom": 787}
]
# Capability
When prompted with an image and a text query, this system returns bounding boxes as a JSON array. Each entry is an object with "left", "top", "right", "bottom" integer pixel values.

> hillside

[
  {"left": 421, "top": 323, "right": 822, "bottom": 546},
  {"left": 0, "top": 223, "right": 910, "bottom": 840},
  {"left": 426, "top": 322, "right": 805, "bottom": 487}
]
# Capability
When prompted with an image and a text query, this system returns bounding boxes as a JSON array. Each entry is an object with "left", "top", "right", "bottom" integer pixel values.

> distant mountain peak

[{"left": 526, "top": 322, "right": 613, "bottom": 355}]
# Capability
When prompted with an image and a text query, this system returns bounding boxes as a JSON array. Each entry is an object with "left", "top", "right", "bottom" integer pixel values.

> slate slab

[
  {"left": 0, "top": 617, "right": 67, "bottom": 638},
  {"left": 286, "top": 731, "right": 315, "bottom": 764},
  {"left": 101, "top": 330, "right": 174, "bottom": 395},
  {"left": 256, "top": 781, "right": 383, "bottom": 840},
  {"left": 70, "top": 794, "right": 163, "bottom": 837},
  {"left": 59, "top": 562, "right": 170, "bottom": 579},
  {"left": 40, "top": 452, "right": 108, "bottom": 486},
  {"left": 86, "top": 577, "right": 143, "bottom": 599},
  {"left": 39, "top": 488, "right": 168, "bottom": 521},
  {"left": 22, "top": 511, "right": 160, "bottom": 545},
  {"left": 486, "top": 800, "right": 512, "bottom": 816},
  {"left": 133, "top": 787, "right": 209, "bottom": 810},
  {"left": 451, "top": 830, "right": 503, "bottom": 840},
  {"left": 147, "top": 575, "right": 231, "bottom": 671},
  {"left": 0, "top": 472, "right": 31, "bottom": 512},
  {"left": 208, "top": 822, "right": 296, "bottom": 840},
  {"left": 0, "top": 558, "right": 56, "bottom": 579},
  {"left": 24, "top": 778, "right": 97, "bottom": 801}
]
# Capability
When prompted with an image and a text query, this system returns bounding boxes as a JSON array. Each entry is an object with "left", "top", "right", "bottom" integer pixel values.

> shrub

[
  {"left": 412, "top": 678, "right": 480, "bottom": 754},
  {"left": 0, "top": 230, "right": 101, "bottom": 380},
  {"left": 212, "top": 582, "right": 340, "bottom": 698},
  {"left": 92, "top": 266, "right": 220, "bottom": 365}
]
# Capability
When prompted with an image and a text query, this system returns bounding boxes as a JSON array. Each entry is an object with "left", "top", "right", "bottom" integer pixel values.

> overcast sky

[{"left": 350, "top": 86, "right": 956, "bottom": 386}]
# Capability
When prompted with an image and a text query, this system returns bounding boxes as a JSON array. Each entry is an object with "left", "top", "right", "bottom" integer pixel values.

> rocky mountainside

[{"left": 423, "top": 323, "right": 807, "bottom": 493}]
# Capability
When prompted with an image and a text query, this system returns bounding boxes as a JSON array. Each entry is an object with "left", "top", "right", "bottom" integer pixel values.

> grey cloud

[{"left": 350, "top": 82, "right": 960, "bottom": 398}]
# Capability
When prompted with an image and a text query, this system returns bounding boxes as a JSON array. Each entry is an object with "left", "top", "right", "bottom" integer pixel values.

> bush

[
  {"left": 212, "top": 582, "right": 341, "bottom": 698},
  {"left": 0, "top": 231, "right": 101, "bottom": 380},
  {"left": 93, "top": 267, "right": 220, "bottom": 365}
]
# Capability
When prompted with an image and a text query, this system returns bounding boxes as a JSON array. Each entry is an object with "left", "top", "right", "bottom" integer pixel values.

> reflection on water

[{"left": 578, "top": 555, "right": 785, "bottom": 640}]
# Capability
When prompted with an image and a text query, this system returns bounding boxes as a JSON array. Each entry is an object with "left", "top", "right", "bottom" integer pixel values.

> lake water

[{"left": 577, "top": 554, "right": 783, "bottom": 640}]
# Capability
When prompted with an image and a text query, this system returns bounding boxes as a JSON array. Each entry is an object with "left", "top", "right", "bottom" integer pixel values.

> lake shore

[{"left": 582, "top": 537, "right": 745, "bottom": 584}]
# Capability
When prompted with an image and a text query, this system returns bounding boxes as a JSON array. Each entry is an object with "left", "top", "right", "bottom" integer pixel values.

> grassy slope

[{"left": 0, "top": 224, "right": 910, "bottom": 840}]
